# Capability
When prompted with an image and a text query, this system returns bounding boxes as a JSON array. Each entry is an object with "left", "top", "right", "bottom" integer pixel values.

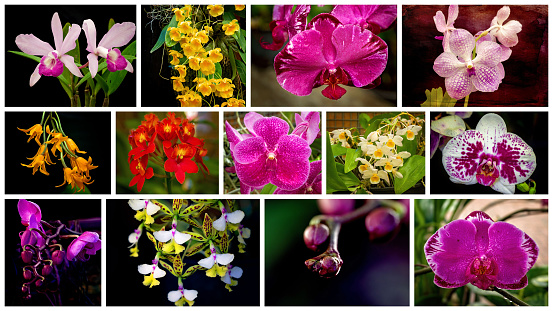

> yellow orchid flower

[
  {"left": 222, "top": 19, "right": 240, "bottom": 36},
  {"left": 207, "top": 5, "right": 224, "bottom": 17},
  {"left": 235, "top": 5, "right": 245, "bottom": 11}
]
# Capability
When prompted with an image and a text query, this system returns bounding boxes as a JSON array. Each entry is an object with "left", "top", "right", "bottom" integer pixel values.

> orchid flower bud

[
  {"left": 42, "top": 265, "right": 53, "bottom": 276},
  {"left": 303, "top": 224, "right": 330, "bottom": 251},
  {"left": 35, "top": 279, "right": 43, "bottom": 287},
  {"left": 52, "top": 250, "right": 65, "bottom": 265},
  {"left": 23, "top": 269, "right": 33, "bottom": 280},
  {"left": 21, "top": 250, "right": 33, "bottom": 264},
  {"left": 305, "top": 252, "right": 343, "bottom": 278},
  {"left": 365, "top": 207, "right": 401, "bottom": 243},
  {"left": 317, "top": 199, "right": 355, "bottom": 216}
]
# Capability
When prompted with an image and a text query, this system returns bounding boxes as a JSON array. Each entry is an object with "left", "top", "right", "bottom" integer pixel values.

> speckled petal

[
  {"left": 433, "top": 52, "right": 464, "bottom": 78},
  {"left": 306, "top": 160, "right": 322, "bottom": 185},
  {"left": 235, "top": 157, "right": 270, "bottom": 188},
  {"left": 495, "top": 133, "right": 536, "bottom": 185},
  {"left": 448, "top": 29, "right": 475, "bottom": 60},
  {"left": 474, "top": 41, "right": 502, "bottom": 68},
  {"left": 442, "top": 130, "right": 485, "bottom": 182},
  {"left": 331, "top": 5, "right": 397, "bottom": 30},
  {"left": 332, "top": 24, "right": 388, "bottom": 87},
  {"left": 433, "top": 10, "right": 447, "bottom": 32},
  {"left": 475, "top": 113, "right": 507, "bottom": 151},
  {"left": 243, "top": 112, "right": 264, "bottom": 135},
  {"left": 425, "top": 219, "right": 477, "bottom": 287},
  {"left": 233, "top": 136, "right": 266, "bottom": 164},
  {"left": 471, "top": 64, "right": 500, "bottom": 93},
  {"left": 252, "top": 117, "right": 289, "bottom": 151},
  {"left": 271, "top": 135, "right": 311, "bottom": 190},
  {"left": 225, "top": 121, "right": 243, "bottom": 150},
  {"left": 444, "top": 69, "right": 472, "bottom": 100},
  {"left": 487, "top": 221, "right": 538, "bottom": 285}
]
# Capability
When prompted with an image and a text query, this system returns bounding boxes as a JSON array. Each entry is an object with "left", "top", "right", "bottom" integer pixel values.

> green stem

[
  {"left": 166, "top": 174, "right": 173, "bottom": 194},
  {"left": 414, "top": 266, "right": 433, "bottom": 277},
  {"left": 464, "top": 94, "right": 469, "bottom": 107},
  {"left": 491, "top": 286, "right": 530, "bottom": 306},
  {"left": 498, "top": 208, "right": 548, "bottom": 222}
]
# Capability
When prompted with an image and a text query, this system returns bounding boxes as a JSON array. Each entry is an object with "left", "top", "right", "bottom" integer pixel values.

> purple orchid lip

[
  {"left": 442, "top": 113, "right": 536, "bottom": 194},
  {"left": 425, "top": 211, "right": 538, "bottom": 290}
]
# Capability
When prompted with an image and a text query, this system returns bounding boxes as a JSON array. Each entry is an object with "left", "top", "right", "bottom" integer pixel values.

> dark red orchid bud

[
  {"left": 52, "top": 250, "right": 65, "bottom": 265},
  {"left": 21, "top": 250, "right": 33, "bottom": 264},
  {"left": 35, "top": 279, "right": 43, "bottom": 287},
  {"left": 317, "top": 199, "right": 355, "bottom": 216},
  {"left": 42, "top": 265, "right": 53, "bottom": 276},
  {"left": 365, "top": 207, "right": 401, "bottom": 243},
  {"left": 23, "top": 270, "right": 33, "bottom": 280},
  {"left": 303, "top": 224, "right": 330, "bottom": 251}
]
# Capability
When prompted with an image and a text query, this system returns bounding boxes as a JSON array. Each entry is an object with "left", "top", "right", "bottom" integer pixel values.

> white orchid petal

[
  {"left": 153, "top": 231, "right": 172, "bottom": 243},
  {"left": 167, "top": 290, "right": 182, "bottom": 302},
  {"left": 173, "top": 231, "right": 191, "bottom": 244},
  {"left": 216, "top": 253, "right": 234, "bottom": 266},
  {"left": 138, "top": 264, "right": 154, "bottom": 274},
  {"left": 212, "top": 217, "right": 227, "bottom": 231},
  {"left": 198, "top": 256, "right": 215, "bottom": 269},
  {"left": 226, "top": 210, "right": 245, "bottom": 224}
]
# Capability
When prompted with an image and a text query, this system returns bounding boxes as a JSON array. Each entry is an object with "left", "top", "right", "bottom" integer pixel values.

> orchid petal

[
  {"left": 447, "top": 5, "right": 459, "bottom": 27},
  {"left": 442, "top": 130, "right": 485, "bottom": 183},
  {"left": 243, "top": 112, "right": 264, "bottom": 135},
  {"left": 153, "top": 231, "right": 172, "bottom": 243},
  {"left": 496, "top": 21, "right": 522, "bottom": 47},
  {"left": 496, "top": 133, "right": 536, "bottom": 185},
  {"left": 471, "top": 64, "right": 500, "bottom": 93},
  {"left": 51, "top": 13, "right": 64, "bottom": 52},
  {"left": 287, "top": 5, "right": 311, "bottom": 38},
  {"left": 465, "top": 211, "right": 494, "bottom": 253},
  {"left": 198, "top": 256, "right": 215, "bottom": 269},
  {"left": 233, "top": 137, "right": 265, "bottom": 164},
  {"left": 18, "top": 199, "right": 42, "bottom": 226},
  {"left": 448, "top": 29, "right": 475, "bottom": 61},
  {"left": 153, "top": 267, "right": 166, "bottom": 278},
  {"left": 98, "top": 22, "right": 136, "bottom": 49},
  {"left": 15, "top": 34, "right": 54, "bottom": 56},
  {"left": 82, "top": 19, "right": 97, "bottom": 52},
  {"left": 433, "top": 52, "right": 464, "bottom": 77},
  {"left": 138, "top": 264, "right": 154, "bottom": 274},
  {"left": 444, "top": 68, "right": 472, "bottom": 100},
  {"left": 216, "top": 253, "right": 234, "bottom": 265},
  {"left": 433, "top": 11, "right": 447, "bottom": 33},
  {"left": 59, "top": 55, "right": 83, "bottom": 77},
  {"left": 183, "top": 289, "right": 198, "bottom": 301},
  {"left": 213, "top": 217, "right": 226, "bottom": 231},
  {"left": 272, "top": 135, "right": 311, "bottom": 190},
  {"left": 490, "top": 181, "right": 515, "bottom": 194},
  {"left": 475, "top": 113, "right": 507, "bottom": 148},
  {"left": 230, "top": 266, "right": 243, "bottom": 278},
  {"left": 308, "top": 14, "right": 340, "bottom": 62},
  {"left": 252, "top": 117, "right": 289, "bottom": 151},
  {"left": 226, "top": 210, "right": 245, "bottom": 224},
  {"left": 225, "top": 121, "right": 243, "bottom": 150},
  {"left": 495, "top": 6, "right": 510, "bottom": 25},
  {"left": 168, "top": 290, "right": 182, "bottom": 302},
  {"left": 59, "top": 24, "right": 81, "bottom": 55},
  {"left": 87, "top": 53, "right": 99, "bottom": 78},
  {"left": 234, "top": 157, "right": 270, "bottom": 188},
  {"left": 331, "top": 5, "right": 397, "bottom": 30},
  {"left": 173, "top": 231, "right": 191, "bottom": 244}
]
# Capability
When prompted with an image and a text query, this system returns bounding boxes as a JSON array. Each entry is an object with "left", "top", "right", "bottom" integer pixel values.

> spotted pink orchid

[
  {"left": 82, "top": 19, "right": 135, "bottom": 78},
  {"left": 331, "top": 5, "right": 397, "bottom": 34},
  {"left": 442, "top": 113, "right": 536, "bottom": 194},
  {"left": 433, "top": 5, "right": 458, "bottom": 52},
  {"left": 292, "top": 111, "right": 321, "bottom": 145},
  {"left": 433, "top": 29, "right": 503, "bottom": 100},
  {"left": 274, "top": 13, "right": 388, "bottom": 100},
  {"left": 274, "top": 160, "right": 322, "bottom": 194},
  {"left": 425, "top": 211, "right": 538, "bottom": 290},
  {"left": 15, "top": 12, "right": 83, "bottom": 86},
  {"left": 260, "top": 5, "right": 311, "bottom": 51}
]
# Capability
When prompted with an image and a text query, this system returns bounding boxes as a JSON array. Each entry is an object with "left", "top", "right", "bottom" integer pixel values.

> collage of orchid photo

[{"left": 0, "top": 2, "right": 549, "bottom": 309}]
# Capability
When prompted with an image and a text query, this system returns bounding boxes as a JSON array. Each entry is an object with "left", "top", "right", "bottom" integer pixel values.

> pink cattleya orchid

[
  {"left": 82, "top": 19, "right": 135, "bottom": 78},
  {"left": 15, "top": 12, "right": 83, "bottom": 86},
  {"left": 433, "top": 5, "right": 458, "bottom": 52},
  {"left": 274, "top": 14, "right": 387, "bottom": 100},
  {"left": 425, "top": 211, "right": 538, "bottom": 290},
  {"left": 489, "top": 6, "right": 522, "bottom": 48},
  {"left": 442, "top": 113, "right": 536, "bottom": 194},
  {"left": 260, "top": 5, "right": 311, "bottom": 51},
  {"left": 331, "top": 5, "right": 397, "bottom": 34},
  {"left": 66, "top": 231, "right": 102, "bottom": 261}
]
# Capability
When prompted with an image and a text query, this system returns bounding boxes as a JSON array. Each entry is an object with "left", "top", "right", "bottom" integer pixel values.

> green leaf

[
  {"left": 214, "top": 62, "right": 222, "bottom": 79},
  {"left": 236, "top": 60, "right": 246, "bottom": 85},
  {"left": 151, "top": 24, "right": 169, "bottom": 53},
  {"left": 8, "top": 50, "right": 40, "bottom": 62},
  {"left": 359, "top": 113, "right": 371, "bottom": 131},
  {"left": 260, "top": 183, "right": 276, "bottom": 194},
  {"left": 164, "top": 15, "right": 178, "bottom": 47},
  {"left": 421, "top": 87, "right": 457, "bottom": 107},
  {"left": 326, "top": 133, "right": 349, "bottom": 193},
  {"left": 394, "top": 155, "right": 425, "bottom": 194},
  {"left": 331, "top": 143, "right": 347, "bottom": 157},
  {"left": 335, "top": 163, "right": 361, "bottom": 188},
  {"left": 95, "top": 74, "right": 109, "bottom": 94},
  {"left": 223, "top": 11, "right": 235, "bottom": 23},
  {"left": 233, "top": 28, "right": 246, "bottom": 52},
  {"left": 344, "top": 148, "right": 362, "bottom": 173},
  {"left": 108, "top": 18, "right": 115, "bottom": 30},
  {"left": 397, "top": 135, "right": 418, "bottom": 156},
  {"left": 107, "top": 41, "right": 136, "bottom": 95},
  {"left": 228, "top": 45, "right": 237, "bottom": 79},
  {"left": 77, "top": 62, "right": 107, "bottom": 87},
  {"left": 185, "top": 242, "right": 208, "bottom": 257}
]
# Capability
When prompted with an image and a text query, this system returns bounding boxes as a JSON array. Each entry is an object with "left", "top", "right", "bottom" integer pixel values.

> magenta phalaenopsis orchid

[
  {"left": 15, "top": 12, "right": 83, "bottom": 86},
  {"left": 82, "top": 19, "right": 136, "bottom": 77},
  {"left": 260, "top": 5, "right": 311, "bottom": 51},
  {"left": 66, "top": 231, "right": 102, "bottom": 261},
  {"left": 433, "top": 29, "right": 504, "bottom": 100},
  {"left": 442, "top": 113, "right": 536, "bottom": 194},
  {"left": 331, "top": 5, "right": 397, "bottom": 34},
  {"left": 18, "top": 199, "right": 45, "bottom": 247},
  {"left": 425, "top": 211, "right": 538, "bottom": 290},
  {"left": 274, "top": 160, "right": 322, "bottom": 194},
  {"left": 274, "top": 14, "right": 388, "bottom": 100},
  {"left": 292, "top": 111, "right": 321, "bottom": 145}
]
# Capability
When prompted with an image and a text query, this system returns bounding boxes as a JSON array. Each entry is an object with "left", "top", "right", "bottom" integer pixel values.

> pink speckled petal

[
  {"left": 447, "top": 5, "right": 459, "bottom": 26},
  {"left": 475, "top": 113, "right": 507, "bottom": 150},
  {"left": 287, "top": 5, "right": 311, "bottom": 38},
  {"left": 252, "top": 117, "right": 289, "bottom": 151},
  {"left": 235, "top": 157, "right": 270, "bottom": 188},
  {"left": 274, "top": 185, "right": 306, "bottom": 194},
  {"left": 271, "top": 135, "right": 311, "bottom": 190},
  {"left": 465, "top": 211, "right": 494, "bottom": 253},
  {"left": 471, "top": 67, "right": 500, "bottom": 93},
  {"left": 442, "top": 130, "right": 485, "bottom": 182},
  {"left": 243, "top": 112, "right": 264, "bottom": 135},
  {"left": 272, "top": 5, "right": 293, "bottom": 21},
  {"left": 474, "top": 41, "right": 501, "bottom": 67},
  {"left": 306, "top": 160, "right": 322, "bottom": 185},
  {"left": 433, "top": 52, "right": 464, "bottom": 77},
  {"left": 225, "top": 121, "right": 243, "bottom": 150},
  {"left": 444, "top": 69, "right": 472, "bottom": 100},
  {"left": 495, "top": 133, "right": 536, "bottom": 185},
  {"left": 433, "top": 10, "right": 447, "bottom": 32},
  {"left": 487, "top": 221, "right": 538, "bottom": 285},
  {"left": 449, "top": 29, "right": 475, "bottom": 60},
  {"left": 332, "top": 24, "right": 388, "bottom": 87},
  {"left": 425, "top": 219, "right": 477, "bottom": 287},
  {"left": 233, "top": 136, "right": 266, "bottom": 165},
  {"left": 274, "top": 29, "right": 327, "bottom": 96},
  {"left": 331, "top": 5, "right": 397, "bottom": 30},
  {"left": 434, "top": 274, "right": 467, "bottom": 288},
  {"left": 495, "top": 6, "right": 510, "bottom": 25}
]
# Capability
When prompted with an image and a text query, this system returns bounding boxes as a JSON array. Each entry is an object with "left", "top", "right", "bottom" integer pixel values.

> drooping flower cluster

[
  {"left": 129, "top": 199, "right": 251, "bottom": 305},
  {"left": 19, "top": 112, "right": 98, "bottom": 193},
  {"left": 15, "top": 12, "right": 135, "bottom": 86},
  {"left": 225, "top": 111, "right": 322, "bottom": 194},
  {"left": 330, "top": 113, "right": 424, "bottom": 191},
  {"left": 127, "top": 112, "right": 209, "bottom": 192},
  {"left": 425, "top": 211, "right": 538, "bottom": 290},
  {"left": 441, "top": 113, "right": 536, "bottom": 194},
  {"left": 433, "top": 6, "right": 521, "bottom": 100},
  {"left": 262, "top": 5, "right": 396, "bottom": 100},
  {"left": 153, "top": 5, "right": 246, "bottom": 107},
  {"left": 17, "top": 199, "right": 101, "bottom": 302}
]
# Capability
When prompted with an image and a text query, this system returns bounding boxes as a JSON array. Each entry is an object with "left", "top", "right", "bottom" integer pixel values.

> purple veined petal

[
  {"left": 433, "top": 52, "right": 464, "bottom": 78},
  {"left": 475, "top": 113, "right": 507, "bottom": 150},
  {"left": 473, "top": 41, "right": 502, "bottom": 68},
  {"left": 442, "top": 130, "right": 485, "bottom": 183},
  {"left": 487, "top": 221, "right": 538, "bottom": 285},
  {"left": 30, "top": 64, "right": 42, "bottom": 86},
  {"left": 308, "top": 14, "right": 340, "bottom": 62},
  {"left": 434, "top": 10, "right": 447, "bottom": 33},
  {"left": 58, "top": 24, "right": 81, "bottom": 56},
  {"left": 287, "top": 5, "right": 311, "bottom": 38},
  {"left": 444, "top": 68, "right": 472, "bottom": 100},
  {"left": 15, "top": 34, "right": 54, "bottom": 56},
  {"left": 87, "top": 53, "right": 99, "bottom": 78},
  {"left": 332, "top": 24, "right": 388, "bottom": 87},
  {"left": 495, "top": 133, "right": 536, "bottom": 185},
  {"left": 491, "top": 180, "right": 515, "bottom": 194},
  {"left": 82, "top": 19, "right": 97, "bottom": 53},
  {"left": 271, "top": 135, "right": 311, "bottom": 190},
  {"left": 59, "top": 54, "right": 83, "bottom": 77},
  {"left": 465, "top": 211, "right": 494, "bottom": 253},
  {"left": 331, "top": 5, "right": 397, "bottom": 31},
  {"left": 18, "top": 199, "right": 42, "bottom": 226},
  {"left": 252, "top": 117, "right": 289, "bottom": 151},
  {"left": 51, "top": 12, "right": 64, "bottom": 52},
  {"left": 243, "top": 112, "right": 264, "bottom": 135},
  {"left": 98, "top": 22, "right": 136, "bottom": 49},
  {"left": 448, "top": 29, "right": 475, "bottom": 61},
  {"left": 235, "top": 157, "right": 270, "bottom": 188},
  {"left": 274, "top": 29, "right": 329, "bottom": 96},
  {"left": 495, "top": 20, "right": 522, "bottom": 47},
  {"left": 424, "top": 219, "right": 478, "bottom": 287}
]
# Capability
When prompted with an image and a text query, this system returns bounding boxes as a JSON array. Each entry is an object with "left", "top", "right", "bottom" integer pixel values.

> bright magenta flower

[{"left": 67, "top": 231, "right": 102, "bottom": 261}]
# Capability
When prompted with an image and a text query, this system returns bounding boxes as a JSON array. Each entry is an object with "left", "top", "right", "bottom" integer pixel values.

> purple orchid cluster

[
  {"left": 15, "top": 12, "right": 135, "bottom": 86},
  {"left": 225, "top": 112, "right": 321, "bottom": 194},
  {"left": 261, "top": 5, "right": 396, "bottom": 100},
  {"left": 17, "top": 199, "right": 101, "bottom": 302},
  {"left": 433, "top": 6, "right": 522, "bottom": 100}
]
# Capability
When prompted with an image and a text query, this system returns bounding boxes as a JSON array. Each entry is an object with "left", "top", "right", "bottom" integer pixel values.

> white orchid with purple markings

[{"left": 442, "top": 113, "right": 536, "bottom": 194}]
